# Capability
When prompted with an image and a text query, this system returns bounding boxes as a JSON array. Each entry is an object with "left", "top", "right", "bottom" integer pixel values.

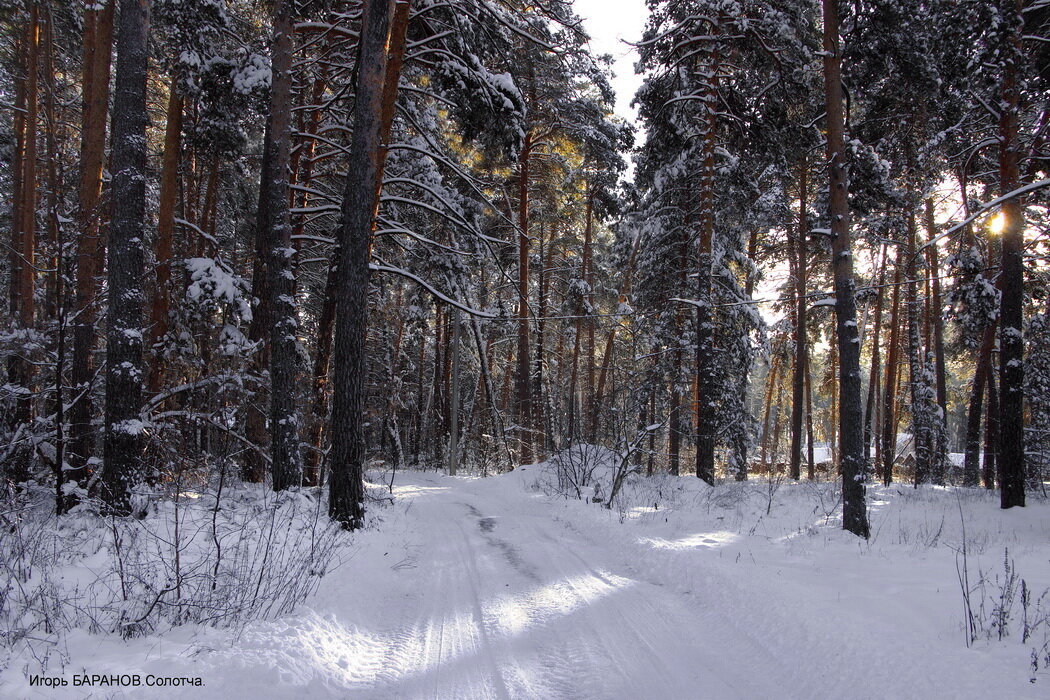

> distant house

[{"left": 891, "top": 434, "right": 982, "bottom": 471}]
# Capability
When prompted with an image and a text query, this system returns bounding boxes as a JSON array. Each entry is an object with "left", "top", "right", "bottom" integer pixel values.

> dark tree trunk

[
  {"left": 534, "top": 222, "right": 548, "bottom": 453},
  {"left": 964, "top": 323, "right": 995, "bottom": 486},
  {"left": 7, "top": 9, "right": 39, "bottom": 483},
  {"left": 789, "top": 160, "right": 809, "bottom": 481},
  {"left": 693, "top": 40, "right": 720, "bottom": 487},
  {"left": 305, "top": 254, "right": 338, "bottom": 483},
  {"left": 69, "top": 0, "right": 114, "bottom": 494},
  {"left": 304, "top": 0, "right": 408, "bottom": 484},
  {"left": 759, "top": 357, "right": 780, "bottom": 474},
  {"left": 102, "top": 0, "right": 149, "bottom": 515},
  {"left": 997, "top": 0, "right": 1025, "bottom": 508},
  {"left": 259, "top": 0, "right": 303, "bottom": 490},
  {"left": 668, "top": 364, "right": 682, "bottom": 476},
  {"left": 328, "top": 0, "right": 406, "bottom": 529},
  {"left": 985, "top": 367, "right": 1000, "bottom": 490},
  {"left": 567, "top": 321, "right": 581, "bottom": 441},
  {"left": 592, "top": 328, "right": 616, "bottom": 440},
  {"left": 582, "top": 191, "right": 596, "bottom": 444},
  {"left": 822, "top": 0, "right": 868, "bottom": 537}
]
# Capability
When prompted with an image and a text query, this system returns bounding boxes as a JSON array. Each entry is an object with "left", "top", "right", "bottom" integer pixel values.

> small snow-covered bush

[{"left": 547, "top": 444, "right": 610, "bottom": 501}]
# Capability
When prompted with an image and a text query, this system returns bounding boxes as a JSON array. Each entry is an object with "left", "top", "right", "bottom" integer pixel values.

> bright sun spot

[{"left": 988, "top": 211, "right": 1006, "bottom": 235}]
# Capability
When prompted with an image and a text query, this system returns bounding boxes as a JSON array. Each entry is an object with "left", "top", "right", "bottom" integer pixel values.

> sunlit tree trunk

[{"left": 881, "top": 252, "right": 903, "bottom": 485}]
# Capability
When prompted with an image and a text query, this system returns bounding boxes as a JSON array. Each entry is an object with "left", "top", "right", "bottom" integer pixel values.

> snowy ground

[{"left": 4, "top": 458, "right": 1050, "bottom": 699}]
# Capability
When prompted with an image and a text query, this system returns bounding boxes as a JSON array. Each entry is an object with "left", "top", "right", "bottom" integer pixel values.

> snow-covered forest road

[
  {"left": 6, "top": 467, "right": 1048, "bottom": 699},
  {"left": 303, "top": 473, "right": 778, "bottom": 699}
]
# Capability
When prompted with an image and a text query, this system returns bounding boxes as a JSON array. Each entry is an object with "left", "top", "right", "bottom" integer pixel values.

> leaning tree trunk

[
  {"left": 102, "top": 0, "right": 149, "bottom": 515},
  {"left": 258, "top": 0, "right": 303, "bottom": 490},
  {"left": 822, "top": 0, "right": 868, "bottom": 537},
  {"left": 328, "top": 0, "right": 407, "bottom": 529},
  {"left": 305, "top": 0, "right": 408, "bottom": 485},
  {"left": 997, "top": 0, "right": 1025, "bottom": 508}
]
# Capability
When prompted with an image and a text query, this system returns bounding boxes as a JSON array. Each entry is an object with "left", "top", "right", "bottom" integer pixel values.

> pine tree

[
  {"left": 822, "top": 0, "right": 868, "bottom": 538},
  {"left": 102, "top": 0, "right": 150, "bottom": 515}
]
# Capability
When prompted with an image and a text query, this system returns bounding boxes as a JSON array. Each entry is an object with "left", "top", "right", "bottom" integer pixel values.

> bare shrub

[{"left": 0, "top": 472, "right": 350, "bottom": 666}]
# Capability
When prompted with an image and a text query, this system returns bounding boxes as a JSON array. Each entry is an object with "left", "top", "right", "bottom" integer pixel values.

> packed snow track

[{"left": 10, "top": 468, "right": 1046, "bottom": 699}]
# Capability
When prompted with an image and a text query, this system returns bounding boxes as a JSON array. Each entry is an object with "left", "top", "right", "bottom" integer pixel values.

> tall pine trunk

[
  {"left": 582, "top": 191, "right": 596, "bottom": 444},
  {"left": 7, "top": 8, "right": 39, "bottom": 483},
  {"left": 147, "top": 82, "right": 183, "bottom": 394},
  {"left": 964, "top": 322, "right": 996, "bottom": 486},
  {"left": 906, "top": 207, "right": 934, "bottom": 485},
  {"left": 69, "top": 0, "right": 114, "bottom": 493},
  {"left": 924, "top": 199, "right": 948, "bottom": 483},
  {"left": 881, "top": 251, "right": 903, "bottom": 485},
  {"left": 985, "top": 368, "right": 1000, "bottom": 490},
  {"left": 997, "top": 0, "right": 1025, "bottom": 508},
  {"left": 693, "top": 36, "right": 720, "bottom": 487},
  {"left": 329, "top": 0, "right": 407, "bottom": 529},
  {"left": 515, "top": 131, "right": 533, "bottom": 463},
  {"left": 259, "top": 0, "right": 303, "bottom": 490},
  {"left": 822, "top": 0, "right": 868, "bottom": 537},
  {"left": 789, "top": 160, "right": 809, "bottom": 481},
  {"left": 102, "top": 0, "right": 149, "bottom": 515},
  {"left": 864, "top": 247, "right": 887, "bottom": 465},
  {"left": 305, "top": 0, "right": 407, "bottom": 484}
]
